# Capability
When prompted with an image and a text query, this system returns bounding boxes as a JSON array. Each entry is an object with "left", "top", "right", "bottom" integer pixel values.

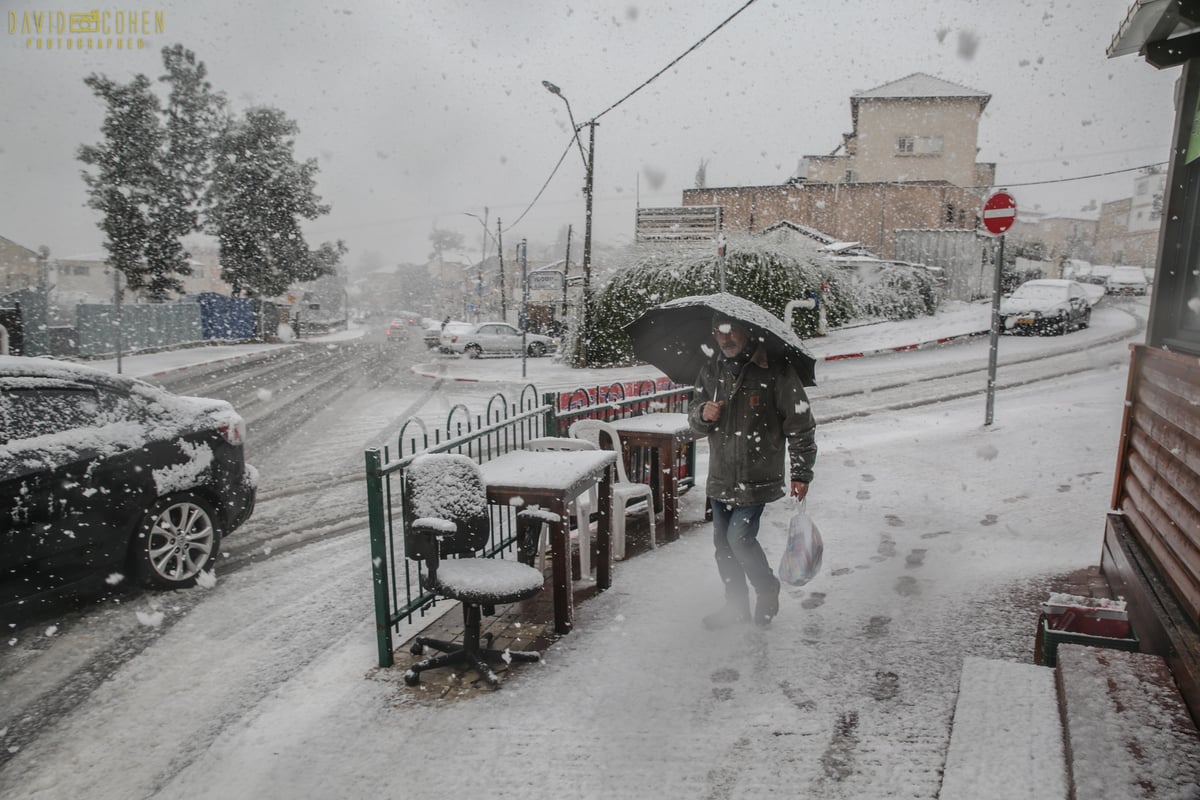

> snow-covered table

[
  {"left": 480, "top": 449, "right": 618, "bottom": 635},
  {"left": 610, "top": 412, "right": 698, "bottom": 539}
]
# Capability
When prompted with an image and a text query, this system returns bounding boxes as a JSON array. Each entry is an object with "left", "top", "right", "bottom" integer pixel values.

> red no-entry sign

[{"left": 982, "top": 191, "right": 1017, "bottom": 236}]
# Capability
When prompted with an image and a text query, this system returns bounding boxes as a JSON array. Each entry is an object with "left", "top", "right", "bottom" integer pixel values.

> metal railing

[{"left": 365, "top": 379, "right": 695, "bottom": 667}]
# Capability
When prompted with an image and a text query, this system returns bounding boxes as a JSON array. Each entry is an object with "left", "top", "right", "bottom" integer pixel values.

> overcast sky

[{"left": 0, "top": 0, "right": 1178, "bottom": 270}]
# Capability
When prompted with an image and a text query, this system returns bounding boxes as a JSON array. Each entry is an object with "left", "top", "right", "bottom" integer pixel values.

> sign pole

[
  {"left": 985, "top": 232, "right": 1005, "bottom": 426},
  {"left": 717, "top": 234, "right": 727, "bottom": 293},
  {"left": 981, "top": 189, "right": 1017, "bottom": 426}
]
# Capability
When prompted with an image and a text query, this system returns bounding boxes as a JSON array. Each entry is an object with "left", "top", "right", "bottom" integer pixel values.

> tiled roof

[{"left": 853, "top": 72, "right": 989, "bottom": 101}]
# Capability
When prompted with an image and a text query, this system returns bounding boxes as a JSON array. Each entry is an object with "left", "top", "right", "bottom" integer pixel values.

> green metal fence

[{"left": 364, "top": 380, "right": 694, "bottom": 667}]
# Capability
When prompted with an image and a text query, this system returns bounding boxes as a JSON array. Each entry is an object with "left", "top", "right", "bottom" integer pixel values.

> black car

[
  {"left": 0, "top": 357, "right": 257, "bottom": 615},
  {"left": 999, "top": 279, "right": 1093, "bottom": 335}
]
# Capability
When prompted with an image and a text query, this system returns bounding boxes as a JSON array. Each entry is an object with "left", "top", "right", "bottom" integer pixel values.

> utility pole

[
  {"left": 579, "top": 120, "right": 596, "bottom": 367},
  {"left": 477, "top": 207, "right": 488, "bottom": 321},
  {"left": 496, "top": 217, "right": 506, "bottom": 322},
  {"left": 519, "top": 238, "right": 528, "bottom": 379},
  {"left": 562, "top": 224, "right": 572, "bottom": 326},
  {"left": 542, "top": 81, "right": 596, "bottom": 367}
]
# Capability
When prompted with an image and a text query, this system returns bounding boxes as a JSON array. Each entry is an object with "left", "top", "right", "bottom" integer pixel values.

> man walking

[{"left": 688, "top": 311, "right": 817, "bottom": 628}]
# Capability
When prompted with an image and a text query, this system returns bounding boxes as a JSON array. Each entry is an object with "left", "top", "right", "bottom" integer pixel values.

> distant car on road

[
  {"left": 1000, "top": 279, "right": 1093, "bottom": 335},
  {"left": 1105, "top": 265, "right": 1149, "bottom": 296},
  {"left": 0, "top": 357, "right": 257, "bottom": 617},
  {"left": 440, "top": 322, "right": 558, "bottom": 358},
  {"left": 384, "top": 319, "right": 411, "bottom": 343}
]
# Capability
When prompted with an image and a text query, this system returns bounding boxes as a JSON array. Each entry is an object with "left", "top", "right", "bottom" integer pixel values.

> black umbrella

[{"left": 622, "top": 292, "right": 817, "bottom": 387}]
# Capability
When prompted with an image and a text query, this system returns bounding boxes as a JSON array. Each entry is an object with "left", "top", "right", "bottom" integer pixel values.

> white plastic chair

[
  {"left": 523, "top": 436, "right": 600, "bottom": 578},
  {"left": 567, "top": 419, "right": 656, "bottom": 560}
]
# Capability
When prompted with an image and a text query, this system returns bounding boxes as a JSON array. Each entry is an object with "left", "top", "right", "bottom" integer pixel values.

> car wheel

[
  {"left": 1058, "top": 315, "right": 1070, "bottom": 336},
  {"left": 132, "top": 492, "right": 221, "bottom": 589},
  {"left": 465, "top": 344, "right": 482, "bottom": 359},
  {"left": 527, "top": 342, "right": 546, "bottom": 357}
]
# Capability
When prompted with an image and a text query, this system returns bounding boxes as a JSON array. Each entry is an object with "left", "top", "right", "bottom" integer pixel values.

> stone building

[
  {"left": 680, "top": 74, "right": 995, "bottom": 260},
  {"left": 0, "top": 235, "right": 45, "bottom": 293}
]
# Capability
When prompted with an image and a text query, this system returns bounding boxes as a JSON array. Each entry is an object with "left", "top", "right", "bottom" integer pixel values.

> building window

[
  {"left": 73, "top": 265, "right": 90, "bottom": 276},
  {"left": 897, "top": 135, "right": 943, "bottom": 156},
  {"left": 844, "top": 169, "right": 857, "bottom": 183},
  {"left": 945, "top": 203, "right": 956, "bottom": 224}
]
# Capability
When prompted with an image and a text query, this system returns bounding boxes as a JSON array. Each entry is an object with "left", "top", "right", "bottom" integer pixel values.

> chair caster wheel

[
  {"left": 403, "top": 669, "right": 420, "bottom": 687},
  {"left": 411, "top": 642, "right": 425, "bottom": 655}
]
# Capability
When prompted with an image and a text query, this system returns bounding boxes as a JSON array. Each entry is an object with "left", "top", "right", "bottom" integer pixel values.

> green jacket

[{"left": 687, "top": 346, "right": 817, "bottom": 506}]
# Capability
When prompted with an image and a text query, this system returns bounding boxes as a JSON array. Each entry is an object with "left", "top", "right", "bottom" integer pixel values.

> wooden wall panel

[{"left": 1112, "top": 346, "right": 1200, "bottom": 629}]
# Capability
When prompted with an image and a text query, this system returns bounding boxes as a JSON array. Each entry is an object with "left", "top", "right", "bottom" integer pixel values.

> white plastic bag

[{"left": 778, "top": 503, "right": 823, "bottom": 586}]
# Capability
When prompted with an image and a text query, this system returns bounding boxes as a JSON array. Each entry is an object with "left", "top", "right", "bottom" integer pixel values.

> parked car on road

[
  {"left": 440, "top": 322, "right": 558, "bottom": 358},
  {"left": 1000, "top": 279, "right": 1093, "bottom": 335},
  {"left": 1079, "top": 264, "right": 1114, "bottom": 286},
  {"left": 424, "top": 320, "right": 472, "bottom": 350},
  {"left": 0, "top": 357, "right": 257, "bottom": 616},
  {"left": 1105, "top": 265, "right": 1150, "bottom": 296}
]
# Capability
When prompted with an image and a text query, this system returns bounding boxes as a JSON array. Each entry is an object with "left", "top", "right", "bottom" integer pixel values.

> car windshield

[{"left": 1010, "top": 284, "right": 1066, "bottom": 302}]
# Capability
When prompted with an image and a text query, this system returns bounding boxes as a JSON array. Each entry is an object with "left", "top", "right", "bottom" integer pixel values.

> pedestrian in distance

[{"left": 688, "top": 311, "right": 818, "bottom": 629}]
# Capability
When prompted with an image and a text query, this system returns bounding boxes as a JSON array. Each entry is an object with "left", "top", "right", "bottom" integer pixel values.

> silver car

[{"left": 440, "top": 322, "right": 557, "bottom": 358}]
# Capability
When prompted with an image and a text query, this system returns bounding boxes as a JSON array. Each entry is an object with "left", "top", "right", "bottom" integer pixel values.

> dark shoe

[
  {"left": 755, "top": 578, "right": 781, "bottom": 626},
  {"left": 702, "top": 599, "right": 751, "bottom": 630}
]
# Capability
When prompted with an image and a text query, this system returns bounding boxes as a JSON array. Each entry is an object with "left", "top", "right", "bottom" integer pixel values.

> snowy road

[{"left": 0, "top": 299, "right": 1145, "bottom": 798}]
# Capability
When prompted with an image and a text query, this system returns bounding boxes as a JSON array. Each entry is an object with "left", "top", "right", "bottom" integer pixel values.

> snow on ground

[{"left": 0, "top": 344, "right": 1130, "bottom": 798}]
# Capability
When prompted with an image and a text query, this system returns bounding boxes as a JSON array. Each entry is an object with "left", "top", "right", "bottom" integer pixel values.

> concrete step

[
  {"left": 940, "top": 656, "right": 1068, "bottom": 800},
  {"left": 1056, "top": 644, "right": 1200, "bottom": 799}
]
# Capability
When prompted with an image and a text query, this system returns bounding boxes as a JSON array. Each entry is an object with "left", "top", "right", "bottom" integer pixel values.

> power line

[
  {"left": 593, "top": 0, "right": 761, "bottom": 122},
  {"left": 499, "top": 0, "right": 761, "bottom": 237},
  {"left": 504, "top": 133, "right": 577, "bottom": 230},
  {"left": 986, "top": 161, "right": 1167, "bottom": 190}
]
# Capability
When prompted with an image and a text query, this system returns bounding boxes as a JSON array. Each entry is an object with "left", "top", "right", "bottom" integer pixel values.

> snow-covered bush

[
  {"left": 586, "top": 237, "right": 850, "bottom": 366},
  {"left": 583, "top": 236, "right": 942, "bottom": 367}
]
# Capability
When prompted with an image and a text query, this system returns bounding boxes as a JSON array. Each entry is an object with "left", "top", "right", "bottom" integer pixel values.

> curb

[
  {"left": 139, "top": 346, "right": 290, "bottom": 380},
  {"left": 820, "top": 330, "right": 989, "bottom": 360},
  {"left": 412, "top": 363, "right": 479, "bottom": 382}
]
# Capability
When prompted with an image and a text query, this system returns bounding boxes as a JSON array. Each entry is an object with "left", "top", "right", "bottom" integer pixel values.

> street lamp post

[
  {"left": 543, "top": 80, "right": 596, "bottom": 366},
  {"left": 462, "top": 209, "right": 492, "bottom": 321}
]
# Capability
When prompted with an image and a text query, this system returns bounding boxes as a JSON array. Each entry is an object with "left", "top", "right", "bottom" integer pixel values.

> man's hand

[
  {"left": 790, "top": 482, "right": 809, "bottom": 502},
  {"left": 700, "top": 400, "right": 725, "bottom": 422}
]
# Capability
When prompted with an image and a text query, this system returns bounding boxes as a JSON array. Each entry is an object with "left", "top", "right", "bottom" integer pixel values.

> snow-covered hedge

[{"left": 583, "top": 237, "right": 939, "bottom": 367}]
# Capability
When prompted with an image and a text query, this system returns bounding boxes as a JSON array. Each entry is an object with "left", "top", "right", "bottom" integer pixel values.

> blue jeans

[{"left": 710, "top": 500, "right": 775, "bottom": 601}]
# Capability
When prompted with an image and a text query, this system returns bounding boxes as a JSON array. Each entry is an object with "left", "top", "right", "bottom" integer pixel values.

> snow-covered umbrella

[{"left": 622, "top": 292, "right": 817, "bottom": 387}]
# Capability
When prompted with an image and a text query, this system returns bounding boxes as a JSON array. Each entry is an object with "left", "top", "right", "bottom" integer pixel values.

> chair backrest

[
  {"left": 402, "top": 453, "right": 490, "bottom": 559},
  {"left": 568, "top": 419, "right": 633, "bottom": 484},
  {"left": 525, "top": 436, "right": 598, "bottom": 452}
]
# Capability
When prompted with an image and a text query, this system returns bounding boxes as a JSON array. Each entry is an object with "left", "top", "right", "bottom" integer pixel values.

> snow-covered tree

[
  {"left": 78, "top": 72, "right": 162, "bottom": 295},
  {"left": 428, "top": 228, "right": 465, "bottom": 262},
  {"left": 207, "top": 107, "right": 334, "bottom": 297},
  {"left": 144, "top": 45, "right": 227, "bottom": 298},
  {"left": 79, "top": 46, "right": 227, "bottom": 300}
]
